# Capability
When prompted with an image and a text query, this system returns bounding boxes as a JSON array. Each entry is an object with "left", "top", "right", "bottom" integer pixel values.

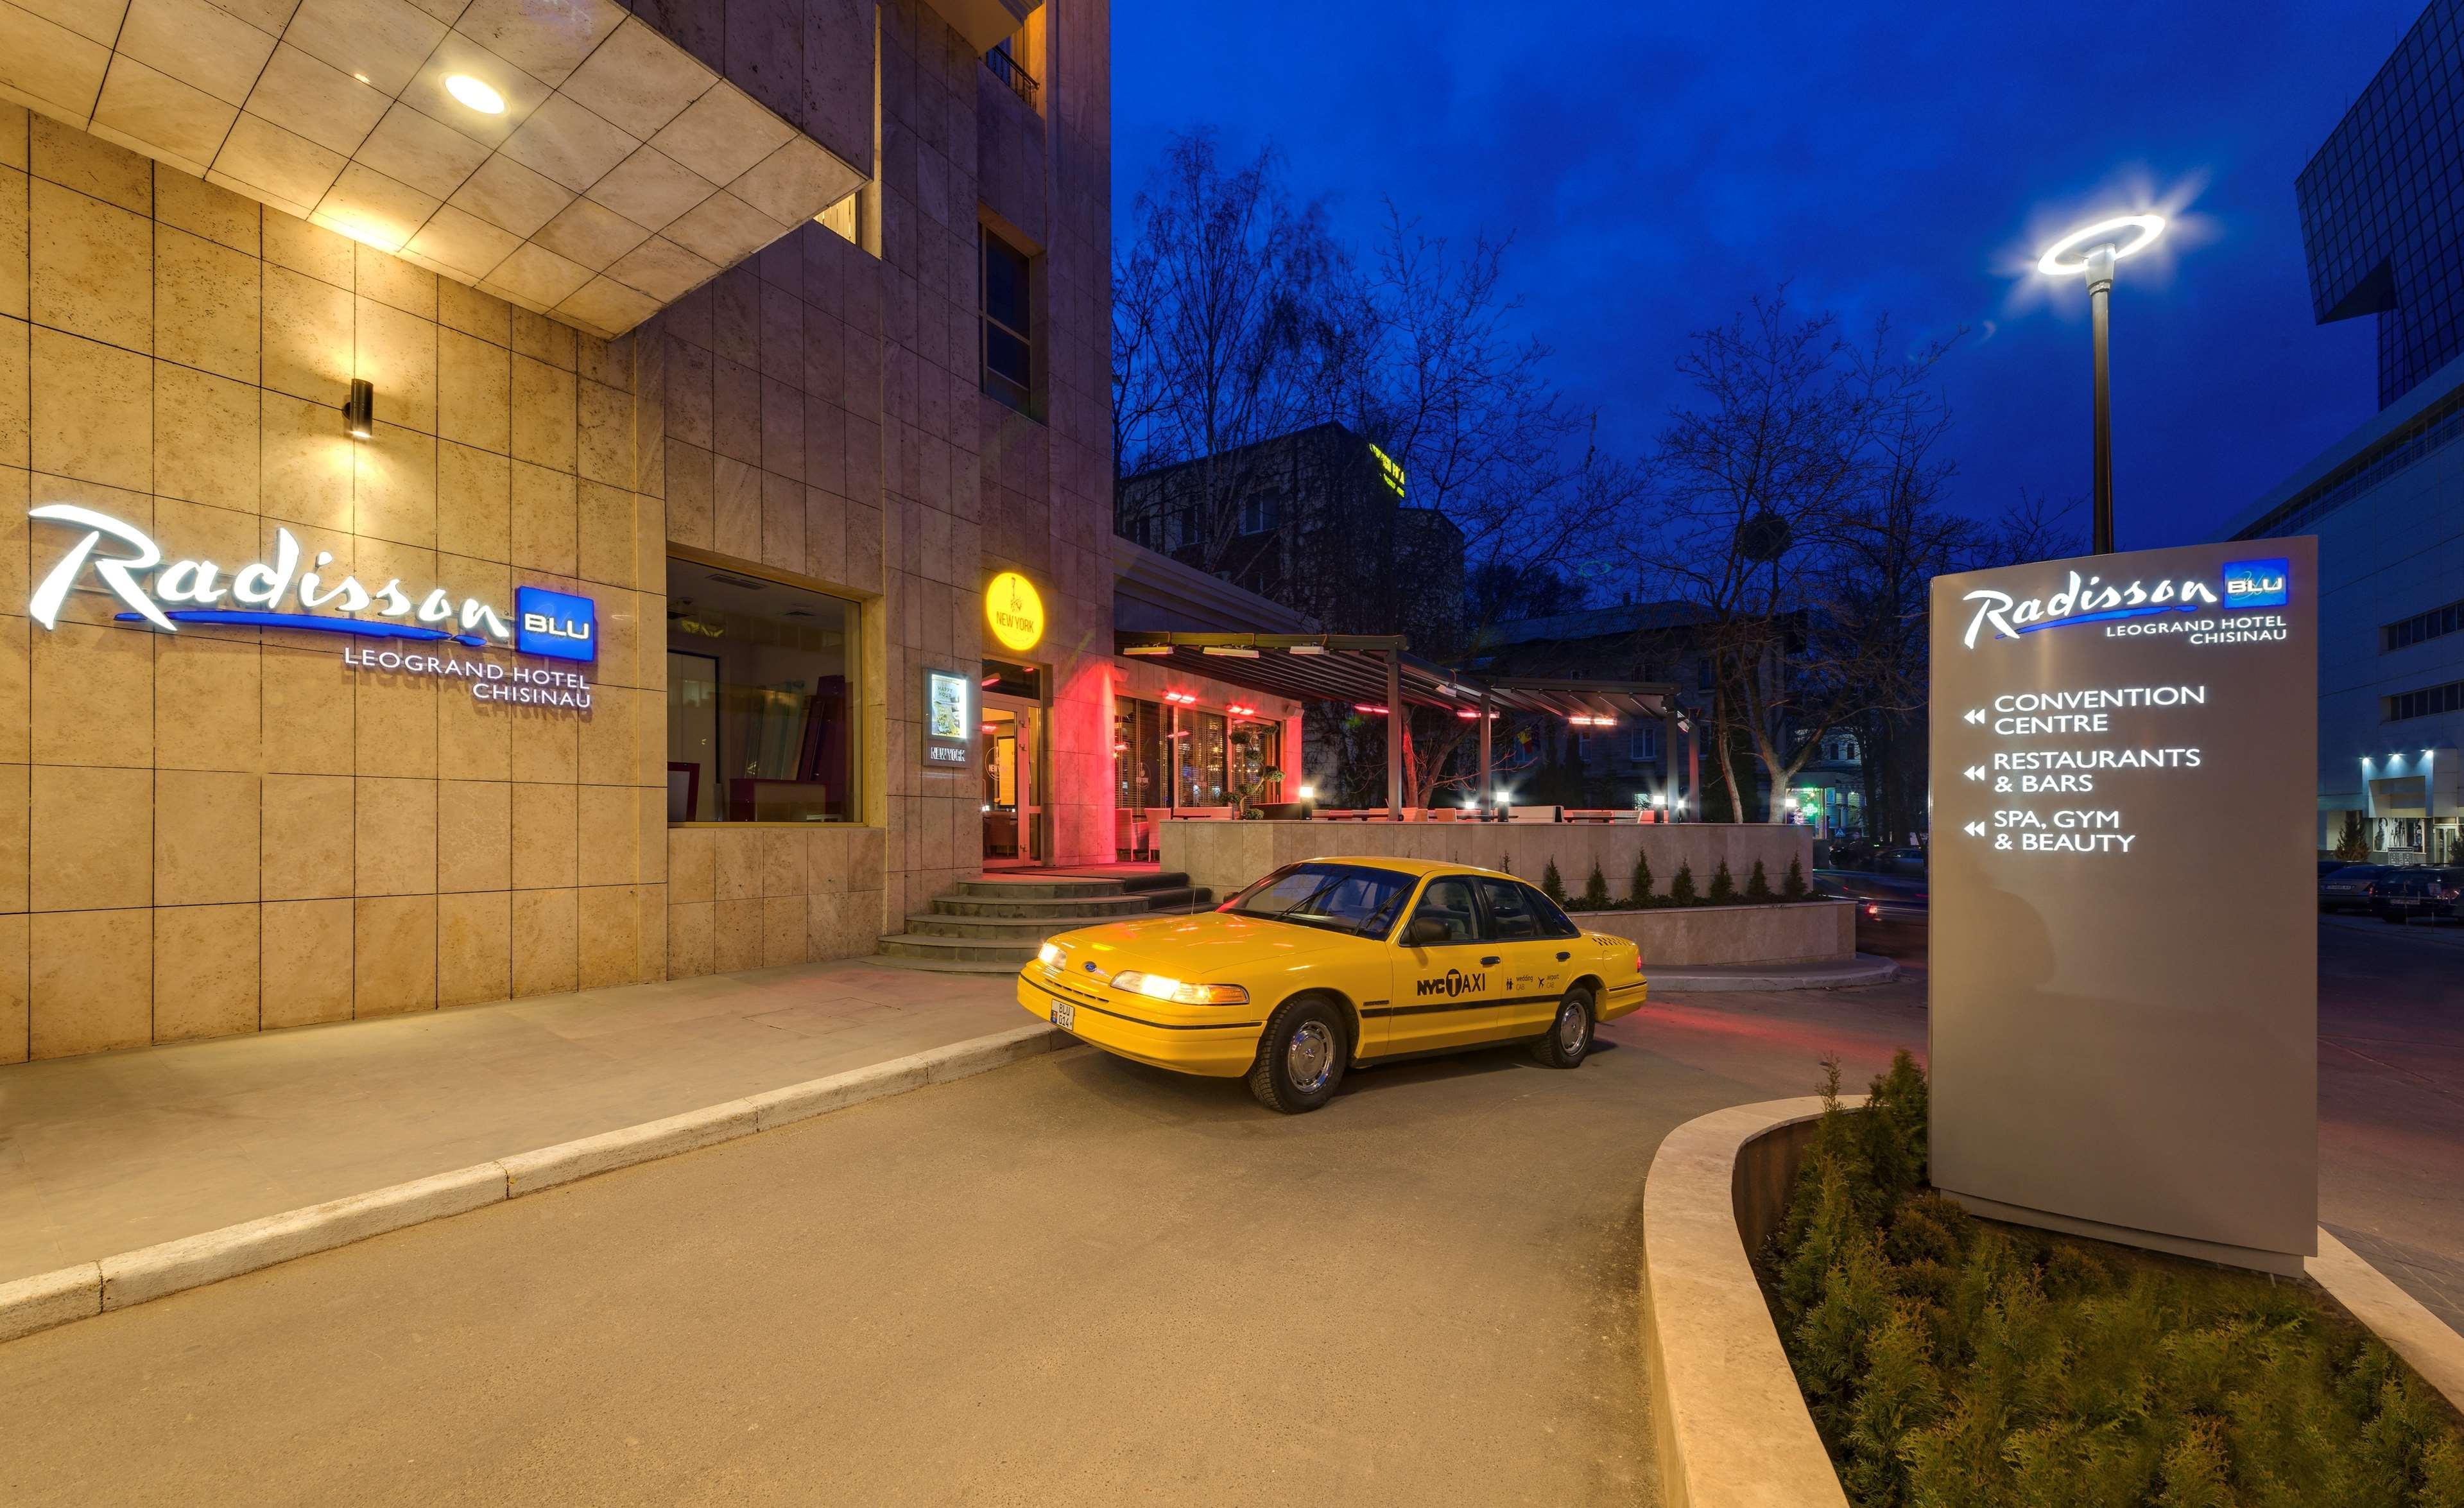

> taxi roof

[{"left": 1300, "top": 856, "right": 1509, "bottom": 880}]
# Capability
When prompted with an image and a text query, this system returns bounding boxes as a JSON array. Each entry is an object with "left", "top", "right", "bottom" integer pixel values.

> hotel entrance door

[{"left": 981, "top": 659, "right": 1047, "bottom": 867}]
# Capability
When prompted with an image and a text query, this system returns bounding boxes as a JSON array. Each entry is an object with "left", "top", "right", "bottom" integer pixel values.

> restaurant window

[
  {"left": 1180, "top": 711, "right": 1228, "bottom": 808},
  {"left": 1229, "top": 719, "right": 1280, "bottom": 799},
  {"left": 666, "top": 557, "right": 859, "bottom": 823},
  {"left": 981, "top": 226, "right": 1033, "bottom": 412}
]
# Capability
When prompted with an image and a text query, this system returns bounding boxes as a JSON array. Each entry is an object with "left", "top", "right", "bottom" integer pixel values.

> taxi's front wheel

[
  {"left": 1531, "top": 987, "right": 1594, "bottom": 1069},
  {"left": 1249, "top": 995, "right": 1347, "bottom": 1113}
]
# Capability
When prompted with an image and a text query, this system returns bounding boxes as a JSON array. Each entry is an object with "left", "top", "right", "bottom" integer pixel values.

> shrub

[
  {"left": 1784, "top": 855, "right": 1810, "bottom": 899},
  {"left": 1745, "top": 858, "right": 1774, "bottom": 903},
  {"left": 1630, "top": 850, "right": 1655, "bottom": 908},
  {"left": 1541, "top": 858, "right": 1566, "bottom": 903},
  {"left": 1759, "top": 1054, "right": 2464, "bottom": 1508},
  {"left": 1708, "top": 859, "right": 1736, "bottom": 905},
  {"left": 1583, "top": 861, "right": 1610, "bottom": 907},
  {"left": 1668, "top": 862, "right": 1698, "bottom": 906}
]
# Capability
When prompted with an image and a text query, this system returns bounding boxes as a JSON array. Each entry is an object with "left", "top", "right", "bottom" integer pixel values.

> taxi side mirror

[{"left": 1402, "top": 917, "right": 1450, "bottom": 947}]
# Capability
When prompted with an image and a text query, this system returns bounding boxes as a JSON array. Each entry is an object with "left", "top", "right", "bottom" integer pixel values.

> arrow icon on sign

[
  {"left": 1965, "top": 765, "right": 1986, "bottom": 781},
  {"left": 1963, "top": 708, "right": 1986, "bottom": 726},
  {"left": 1964, "top": 820, "right": 1987, "bottom": 837}
]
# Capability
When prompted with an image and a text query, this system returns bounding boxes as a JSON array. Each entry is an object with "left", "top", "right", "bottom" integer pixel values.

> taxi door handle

[
  {"left": 1556, "top": 951, "right": 1570, "bottom": 962},
  {"left": 1481, "top": 955, "right": 1500, "bottom": 967}
]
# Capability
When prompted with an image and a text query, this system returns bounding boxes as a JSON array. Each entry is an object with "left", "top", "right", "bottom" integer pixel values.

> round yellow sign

[{"left": 986, "top": 570, "right": 1045, "bottom": 652}]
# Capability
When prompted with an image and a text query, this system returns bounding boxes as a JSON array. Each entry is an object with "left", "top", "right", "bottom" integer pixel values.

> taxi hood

[{"left": 1056, "top": 910, "right": 1357, "bottom": 979}]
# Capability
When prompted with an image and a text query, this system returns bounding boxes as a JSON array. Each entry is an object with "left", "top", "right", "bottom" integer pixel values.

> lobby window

[
  {"left": 981, "top": 227, "right": 1033, "bottom": 412},
  {"left": 666, "top": 557, "right": 860, "bottom": 824},
  {"left": 1229, "top": 719, "right": 1281, "bottom": 797},
  {"left": 1180, "top": 711, "right": 1228, "bottom": 808}
]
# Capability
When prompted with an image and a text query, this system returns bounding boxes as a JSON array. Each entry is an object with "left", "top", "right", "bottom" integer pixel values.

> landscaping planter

[
  {"left": 1575, "top": 900, "right": 1852, "bottom": 969},
  {"left": 1641, "top": 1091, "right": 2464, "bottom": 1508}
]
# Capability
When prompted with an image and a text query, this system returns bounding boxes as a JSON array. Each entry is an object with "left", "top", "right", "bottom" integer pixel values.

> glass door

[{"left": 982, "top": 695, "right": 1042, "bottom": 865}]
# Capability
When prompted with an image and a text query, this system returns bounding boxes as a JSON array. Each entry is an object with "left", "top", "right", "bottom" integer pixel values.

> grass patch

[{"left": 1757, "top": 1052, "right": 2464, "bottom": 1507}]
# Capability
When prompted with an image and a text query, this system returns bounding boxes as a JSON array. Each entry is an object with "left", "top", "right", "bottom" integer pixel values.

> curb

[
  {"left": 1641, "top": 1096, "right": 1853, "bottom": 1508},
  {"left": 0, "top": 1023, "right": 1069, "bottom": 1346},
  {"left": 2309, "top": 1228, "right": 2464, "bottom": 1411},
  {"left": 1647, "top": 955, "right": 1899, "bottom": 992}
]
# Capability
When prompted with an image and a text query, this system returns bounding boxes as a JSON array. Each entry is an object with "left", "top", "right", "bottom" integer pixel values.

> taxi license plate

[{"left": 1049, "top": 998, "right": 1075, "bottom": 1030}]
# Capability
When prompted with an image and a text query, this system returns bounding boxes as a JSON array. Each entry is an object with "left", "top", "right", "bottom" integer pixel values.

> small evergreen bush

[
  {"left": 1761, "top": 1053, "right": 2464, "bottom": 1508},
  {"left": 1540, "top": 858, "right": 1567, "bottom": 904},
  {"left": 1583, "top": 861, "right": 1610, "bottom": 908},
  {"left": 1630, "top": 850, "right": 1655, "bottom": 908},
  {"left": 1745, "top": 858, "right": 1773, "bottom": 903},
  {"left": 1668, "top": 862, "right": 1698, "bottom": 906},
  {"left": 1707, "top": 859, "right": 1736, "bottom": 905},
  {"left": 1784, "top": 855, "right": 1809, "bottom": 899}
]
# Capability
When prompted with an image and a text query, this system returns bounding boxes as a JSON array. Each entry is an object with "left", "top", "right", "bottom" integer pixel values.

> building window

[
  {"left": 1238, "top": 492, "right": 1282, "bottom": 535},
  {"left": 2384, "top": 598, "right": 2464, "bottom": 652},
  {"left": 981, "top": 227, "right": 1033, "bottom": 412},
  {"left": 1229, "top": 720, "right": 1281, "bottom": 798},
  {"left": 2386, "top": 679, "right": 2464, "bottom": 722},
  {"left": 1180, "top": 711, "right": 1228, "bottom": 808},
  {"left": 665, "top": 557, "right": 860, "bottom": 823},
  {"left": 1628, "top": 724, "right": 1660, "bottom": 762}
]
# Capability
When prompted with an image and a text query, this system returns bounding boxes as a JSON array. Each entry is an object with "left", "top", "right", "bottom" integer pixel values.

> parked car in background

[
  {"left": 2320, "top": 860, "right": 2350, "bottom": 876},
  {"left": 2320, "top": 864, "right": 2395, "bottom": 912},
  {"left": 2371, "top": 867, "right": 2463, "bottom": 924}
]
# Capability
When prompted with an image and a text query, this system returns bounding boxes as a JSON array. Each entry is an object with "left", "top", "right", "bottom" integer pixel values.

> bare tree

[
  {"left": 1638, "top": 292, "right": 1970, "bottom": 821},
  {"left": 1110, "top": 131, "right": 1357, "bottom": 571}
]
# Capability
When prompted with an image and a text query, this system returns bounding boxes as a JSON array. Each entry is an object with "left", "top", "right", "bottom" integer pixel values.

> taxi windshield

[{"left": 1221, "top": 863, "right": 1415, "bottom": 937}]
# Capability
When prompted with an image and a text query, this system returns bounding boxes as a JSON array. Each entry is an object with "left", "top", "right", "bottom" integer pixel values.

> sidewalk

[{"left": 0, "top": 959, "right": 1029, "bottom": 1288}]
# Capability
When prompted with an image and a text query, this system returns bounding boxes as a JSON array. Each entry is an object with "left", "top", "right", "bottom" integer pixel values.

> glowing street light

[{"left": 2036, "top": 213, "right": 2167, "bottom": 555}]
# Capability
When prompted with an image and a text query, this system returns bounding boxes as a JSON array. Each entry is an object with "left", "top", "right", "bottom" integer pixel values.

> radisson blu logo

[
  {"left": 27, "top": 503, "right": 593, "bottom": 660},
  {"left": 1960, "top": 560, "right": 2292, "bottom": 650}
]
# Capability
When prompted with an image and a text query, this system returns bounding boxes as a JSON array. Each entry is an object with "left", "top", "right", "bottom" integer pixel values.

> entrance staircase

[{"left": 877, "top": 871, "right": 1213, "bottom": 973}]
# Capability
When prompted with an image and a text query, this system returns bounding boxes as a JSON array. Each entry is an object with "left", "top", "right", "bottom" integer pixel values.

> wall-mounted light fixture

[{"left": 342, "top": 379, "right": 375, "bottom": 440}]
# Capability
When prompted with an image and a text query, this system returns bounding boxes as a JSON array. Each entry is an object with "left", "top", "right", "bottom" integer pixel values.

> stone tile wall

[{"left": 0, "top": 109, "right": 669, "bottom": 1062}]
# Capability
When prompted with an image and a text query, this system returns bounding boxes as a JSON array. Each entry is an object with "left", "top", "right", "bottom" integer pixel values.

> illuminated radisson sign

[
  {"left": 28, "top": 504, "right": 597, "bottom": 705},
  {"left": 1958, "top": 558, "right": 2296, "bottom": 650}
]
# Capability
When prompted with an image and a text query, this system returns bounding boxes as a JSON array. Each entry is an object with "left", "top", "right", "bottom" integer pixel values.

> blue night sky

[{"left": 1112, "top": 1, "right": 2425, "bottom": 551}]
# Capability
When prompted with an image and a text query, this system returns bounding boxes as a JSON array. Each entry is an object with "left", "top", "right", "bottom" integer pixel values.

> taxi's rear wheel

[
  {"left": 1532, "top": 987, "right": 1594, "bottom": 1069},
  {"left": 1249, "top": 995, "right": 1348, "bottom": 1114}
]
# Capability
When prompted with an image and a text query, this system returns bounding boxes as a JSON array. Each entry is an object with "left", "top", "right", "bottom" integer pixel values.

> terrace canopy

[{"left": 1114, "top": 630, "right": 1679, "bottom": 819}]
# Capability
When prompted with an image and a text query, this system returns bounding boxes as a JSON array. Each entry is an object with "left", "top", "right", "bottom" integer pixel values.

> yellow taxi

[{"left": 1015, "top": 858, "right": 1648, "bottom": 1113}]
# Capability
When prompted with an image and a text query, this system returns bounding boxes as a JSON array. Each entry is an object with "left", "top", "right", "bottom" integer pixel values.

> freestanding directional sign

[{"left": 1928, "top": 537, "right": 2317, "bottom": 1274}]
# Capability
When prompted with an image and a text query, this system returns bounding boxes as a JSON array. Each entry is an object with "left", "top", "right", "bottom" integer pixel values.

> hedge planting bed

[{"left": 1757, "top": 1053, "right": 2464, "bottom": 1508}]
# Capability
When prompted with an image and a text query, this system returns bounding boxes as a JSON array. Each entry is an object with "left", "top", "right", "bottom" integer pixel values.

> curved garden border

[{"left": 1639, "top": 1095, "right": 2464, "bottom": 1508}]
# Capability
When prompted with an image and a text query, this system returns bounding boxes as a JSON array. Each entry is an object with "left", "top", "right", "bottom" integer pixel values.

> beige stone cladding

[
  {"left": 656, "top": 0, "right": 1116, "bottom": 958},
  {"left": 0, "top": 110, "right": 669, "bottom": 1061}
]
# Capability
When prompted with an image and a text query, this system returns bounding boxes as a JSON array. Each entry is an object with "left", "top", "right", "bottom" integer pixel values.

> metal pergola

[{"left": 1115, "top": 631, "right": 1682, "bottom": 819}]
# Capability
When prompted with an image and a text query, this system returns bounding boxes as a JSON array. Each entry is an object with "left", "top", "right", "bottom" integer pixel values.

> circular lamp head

[{"left": 2036, "top": 214, "right": 2166, "bottom": 276}]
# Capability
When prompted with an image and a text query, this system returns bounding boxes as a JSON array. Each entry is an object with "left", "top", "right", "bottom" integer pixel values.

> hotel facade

[{"left": 0, "top": 0, "right": 1315, "bottom": 1062}]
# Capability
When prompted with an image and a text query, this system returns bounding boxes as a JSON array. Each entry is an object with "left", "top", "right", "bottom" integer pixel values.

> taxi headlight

[
  {"left": 1037, "top": 941, "right": 1064, "bottom": 968},
  {"left": 1111, "top": 971, "right": 1249, "bottom": 1006}
]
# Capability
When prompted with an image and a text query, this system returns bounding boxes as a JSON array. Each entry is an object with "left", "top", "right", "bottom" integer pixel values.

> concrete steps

[{"left": 877, "top": 871, "right": 1212, "bottom": 973}]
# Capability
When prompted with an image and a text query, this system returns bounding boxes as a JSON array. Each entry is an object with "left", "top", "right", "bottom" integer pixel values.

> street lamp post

[{"left": 2037, "top": 214, "right": 2166, "bottom": 555}]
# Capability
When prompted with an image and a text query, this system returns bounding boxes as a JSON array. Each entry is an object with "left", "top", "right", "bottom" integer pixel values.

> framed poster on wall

[{"left": 920, "top": 665, "right": 974, "bottom": 770}]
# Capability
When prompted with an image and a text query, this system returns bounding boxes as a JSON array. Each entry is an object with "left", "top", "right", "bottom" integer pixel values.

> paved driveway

[{"left": 0, "top": 988, "right": 1924, "bottom": 1508}]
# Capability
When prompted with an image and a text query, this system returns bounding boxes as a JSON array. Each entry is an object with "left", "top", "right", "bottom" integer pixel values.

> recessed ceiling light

[
  {"left": 352, "top": 72, "right": 370, "bottom": 84},
  {"left": 445, "top": 74, "right": 504, "bottom": 114}
]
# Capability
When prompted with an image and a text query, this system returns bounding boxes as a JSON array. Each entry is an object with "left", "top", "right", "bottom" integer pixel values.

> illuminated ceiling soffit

[
  {"left": 0, "top": 0, "right": 866, "bottom": 338},
  {"left": 924, "top": 0, "right": 1040, "bottom": 54}
]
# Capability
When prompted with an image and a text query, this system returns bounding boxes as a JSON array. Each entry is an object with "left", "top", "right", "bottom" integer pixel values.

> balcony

[{"left": 986, "top": 45, "right": 1040, "bottom": 110}]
